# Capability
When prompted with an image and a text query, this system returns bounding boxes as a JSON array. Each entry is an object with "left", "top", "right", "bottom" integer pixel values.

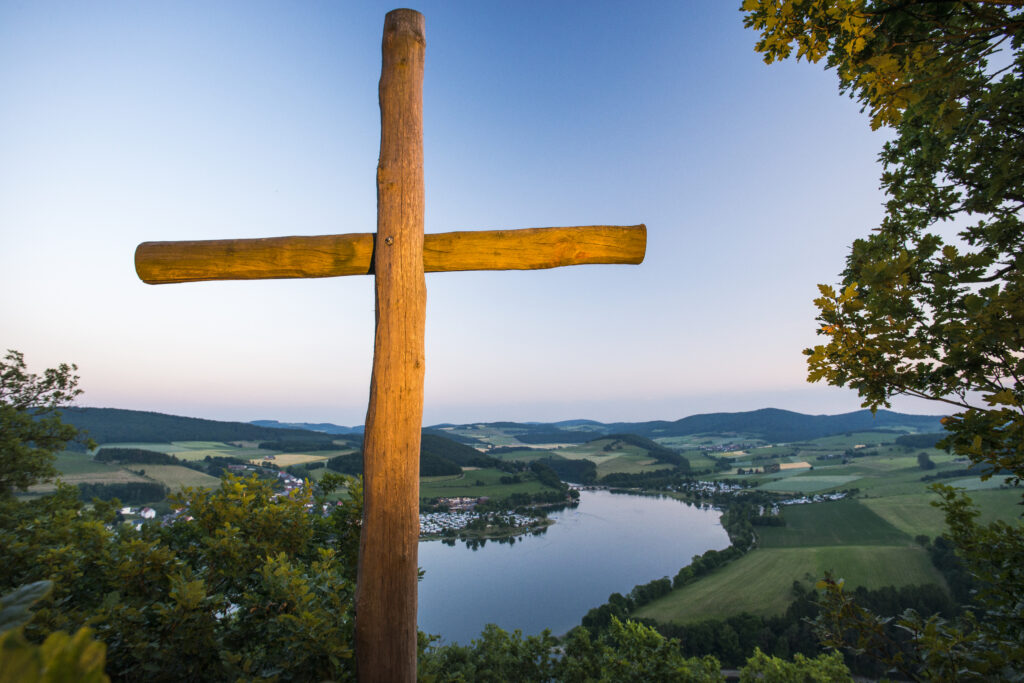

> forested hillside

[
  {"left": 420, "top": 408, "right": 942, "bottom": 445},
  {"left": 250, "top": 419, "right": 363, "bottom": 435},
  {"left": 60, "top": 407, "right": 331, "bottom": 444},
  {"left": 324, "top": 432, "right": 504, "bottom": 477},
  {"left": 612, "top": 408, "right": 945, "bottom": 442}
]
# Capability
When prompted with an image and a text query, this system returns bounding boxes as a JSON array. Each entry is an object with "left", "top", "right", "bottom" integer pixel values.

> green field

[
  {"left": 757, "top": 474, "right": 861, "bottom": 493},
  {"left": 434, "top": 426, "right": 525, "bottom": 447},
  {"left": 679, "top": 452, "right": 717, "bottom": 470},
  {"left": 54, "top": 451, "right": 118, "bottom": 475},
  {"left": 488, "top": 449, "right": 558, "bottom": 463},
  {"left": 419, "top": 468, "right": 550, "bottom": 500},
  {"left": 544, "top": 439, "right": 675, "bottom": 479},
  {"left": 801, "top": 431, "right": 903, "bottom": 449},
  {"left": 654, "top": 435, "right": 766, "bottom": 450},
  {"left": 862, "top": 488, "right": 1023, "bottom": 538},
  {"left": 758, "top": 500, "right": 912, "bottom": 547},
  {"left": 167, "top": 442, "right": 256, "bottom": 460},
  {"left": 487, "top": 439, "right": 676, "bottom": 480},
  {"left": 557, "top": 439, "right": 647, "bottom": 463},
  {"left": 30, "top": 453, "right": 150, "bottom": 492},
  {"left": 628, "top": 429, "right": 1023, "bottom": 630},
  {"left": 140, "top": 465, "right": 222, "bottom": 490},
  {"left": 945, "top": 476, "right": 1005, "bottom": 490},
  {"left": 97, "top": 441, "right": 257, "bottom": 461},
  {"left": 633, "top": 544, "right": 944, "bottom": 624},
  {"left": 595, "top": 456, "right": 671, "bottom": 478},
  {"left": 97, "top": 442, "right": 182, "bottom": 454},
  {"left": 97, "top": 440, "right": 356, "bottom": 463}
]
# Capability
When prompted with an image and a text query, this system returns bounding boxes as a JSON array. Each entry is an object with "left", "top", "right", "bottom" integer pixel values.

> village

[
  {"left": 116, "top": 464, "right": 309, "bottom": 529},
  {"left": 419, "top": 496, "right": 550, "bottom": 539},
  {"left": 419, "top": 509, "right": 542, "bottom": 538}
]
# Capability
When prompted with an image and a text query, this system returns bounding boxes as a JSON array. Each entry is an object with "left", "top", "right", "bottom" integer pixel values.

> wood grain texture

[
  {"left": 134, "top": 233, "right": 375, "bottom": 284},
  {"left": 134, "top": 225, "right": 646, "bottom": 284},
  {"left": 423, "top": 224, "right": 646, "bottom": 272},
  {"left": 356, "top": 9, "right": 424, "bottom": 683}
]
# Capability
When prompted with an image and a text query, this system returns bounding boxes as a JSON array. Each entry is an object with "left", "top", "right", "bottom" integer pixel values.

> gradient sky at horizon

[{"left": 1, "top": 1, "right": 944, "bottom": 426}]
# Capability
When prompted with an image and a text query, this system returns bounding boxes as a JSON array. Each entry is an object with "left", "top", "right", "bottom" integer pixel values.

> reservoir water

[{"left": 417, "top": 489, "right": 730, "bottom": 645}]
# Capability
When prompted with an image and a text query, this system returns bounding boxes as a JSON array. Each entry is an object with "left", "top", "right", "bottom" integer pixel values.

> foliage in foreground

[
  {"left": 814, "top": 486, "right": 1024, "bottom": 681},
  {"left": 418, "top": 618, "right": 851, "bottom": 682},
  {"left": 0, "top": 350, "right": 88, "bottom": 498},
  {"left": 0, "top": 351, "right": 935, "bottom": 680},
  {"left": 0, "top": 473, "right": 362, "bottom": 682},
  {"left": 0, "top": 581, "right": 109, "bottom": 683},
  {"left": 744, "top": 1, "right": 1024, "bottom": 678}
]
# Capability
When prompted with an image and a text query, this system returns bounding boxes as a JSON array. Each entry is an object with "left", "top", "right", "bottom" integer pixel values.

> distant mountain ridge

[
  {"left": 257, "top": 407, "right": 945, "bottom": 444},
  {"left": 62, "top": 406, "right": 945, "bottom": 447},
  {"left": 613, "top": 407, "right": 946, "bottom": 443},
  {"left": 251, "top": 419, "right": 364, "bottom": 435}
]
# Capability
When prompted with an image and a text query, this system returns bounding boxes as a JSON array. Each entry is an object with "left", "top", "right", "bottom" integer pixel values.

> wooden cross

[{"left": 134, "top": 9, "right": 645, "bottom": 682}]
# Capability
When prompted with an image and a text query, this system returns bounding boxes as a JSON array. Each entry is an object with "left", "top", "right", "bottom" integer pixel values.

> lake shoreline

[{"left": 417, "top": 489, "right": 730, "bottom": 645}]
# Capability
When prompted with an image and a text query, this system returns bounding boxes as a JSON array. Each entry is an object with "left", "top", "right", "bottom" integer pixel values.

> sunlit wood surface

[{"left": 135, "top": 225, "right": 646, "bottom": 284}]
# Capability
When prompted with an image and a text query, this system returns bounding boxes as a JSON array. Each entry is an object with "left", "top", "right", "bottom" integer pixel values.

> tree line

[{"left": 57, "top": 407, "right": 330, "bottom": 445}]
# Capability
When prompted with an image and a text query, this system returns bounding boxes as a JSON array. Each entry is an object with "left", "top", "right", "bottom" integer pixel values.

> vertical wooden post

[{"left": 356, "top": 9, "right": 425, "bottom": 683}]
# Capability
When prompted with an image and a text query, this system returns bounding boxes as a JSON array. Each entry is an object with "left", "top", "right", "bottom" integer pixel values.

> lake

[{"left": 417, "top": 489, "right": 730, "bottom": 644}]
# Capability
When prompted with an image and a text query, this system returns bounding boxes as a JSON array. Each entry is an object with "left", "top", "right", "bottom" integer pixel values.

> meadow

[
  {"left": 632, "top": 545, "right": 944, "bottom": 623},
  {"left": 138, "top": 465, "right": 222, "bottom": 490},
  {"left": 48, "top": 441, "right": 319, "bottom": 502},
  {"left": 631, "top": 429, "right": 1021, "bottom": 627},
  {"left": 99, "top": 441, "right": 269, "bottom": 461},
  {"left": 755, "top": 500, "right": 912, "bottom": 547},
  {"left": 485, "top": 437, "right": 675, "bottom": 481},
  {"left": 419, "top": 467, "right": 549, "bottom": 500}
]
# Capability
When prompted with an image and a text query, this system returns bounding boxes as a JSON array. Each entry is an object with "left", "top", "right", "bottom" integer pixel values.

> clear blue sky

[{"left": 0, "top": 1, "right": 940, "bottom": 425}]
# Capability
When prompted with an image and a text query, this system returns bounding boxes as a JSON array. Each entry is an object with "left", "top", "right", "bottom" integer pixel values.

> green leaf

[{"left": 0, "top": 581, "right": 52, "bottom": 634}]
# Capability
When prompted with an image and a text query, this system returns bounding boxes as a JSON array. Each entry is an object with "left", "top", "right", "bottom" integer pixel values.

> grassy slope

[
  {"left": 53, "top": 451, "right": 120, "bottom": 475},
  {"left": 488, "top": 439, "right": 676, "bottom": 479},
  {"left": 757, "top": 475, "right": 861, "bottom": 493},
  {"left": 634, "top": 498, "right": 956, "bottom": 625},
  {"left": 633, "top": 545, "right": 944, "bottom": 624},
  {"left": 596, "top": 455, "right": 670, "bottom": 478},
  {"left": 551, "top": 439, "right": 675, "bottom": 479},
  {"left": 757, "top": 500, "right": 912, "bottom": 548},
  {"left": 140, "top": 464, "right": 222, "bottom": 490},
  {"left": 488, "top": 450, "right": 557, "bottom": 463},
  {"left": 633, "top": 432, "right": 1021, "bottom": 626},
  {"left": 27, "top": 452, "right": 148, "bottom": 492},
  {"left": 862, "top": 488, "right": 1023, "bottom": 538},
  {"left": 419, "top": 467, "right": 549, "bottom": 500},
  {"left": 98, "top": 441, "right": 262, "bottom": 461}
]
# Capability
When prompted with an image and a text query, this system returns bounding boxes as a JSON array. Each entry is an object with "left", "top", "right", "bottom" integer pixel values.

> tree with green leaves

[
  {"left": 1, "top": 470, "right": 364, "bottom": 682},
  {"left": 417, "top": 618, "right": 852, "bottom": 682},
  {"left": 0, "top": 581, "right": 110, "bottom": 683},
  {"left": 743, "top": 1, "right": 1023, "bottom": 678},
  {"left": 744, "top": 0, "right": 1023, "bottom": 479},
  {"left": 0, "top": 350, "right": 89, "bottom": 497},
  {"left": 917, "top": 451, "right": 936, "bottom": 469},
  {"left": 0, "top": 351, "right": 365, "bottom": 680}
]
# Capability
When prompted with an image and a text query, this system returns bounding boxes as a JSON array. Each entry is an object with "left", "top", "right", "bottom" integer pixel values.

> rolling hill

[
  {"left": 60, "top": 407, "right": 341, "bottom": 445},
  {"left": 62, "top": 406, "right": 945, "bottom": 452}
]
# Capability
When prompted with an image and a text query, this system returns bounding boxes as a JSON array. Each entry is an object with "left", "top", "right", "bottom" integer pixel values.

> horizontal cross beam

[{"left": 134, "top": 224, "right": 646, "bottom": 284}]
